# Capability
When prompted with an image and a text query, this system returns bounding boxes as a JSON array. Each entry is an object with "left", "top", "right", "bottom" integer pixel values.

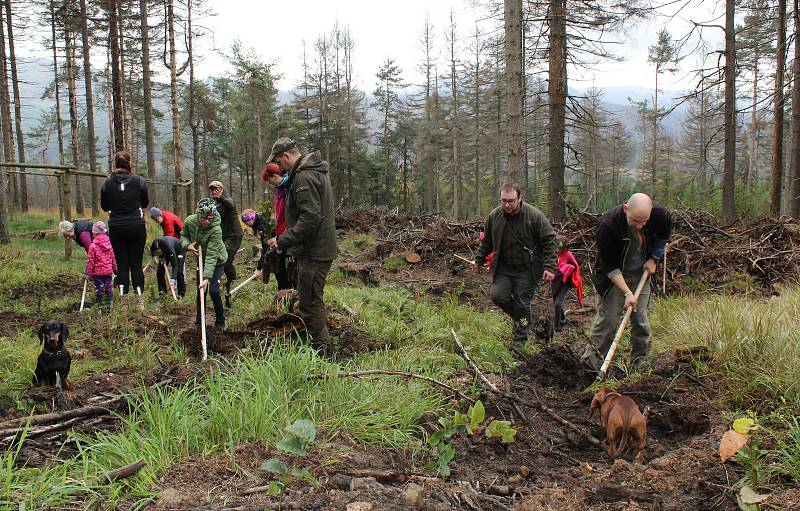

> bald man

[{"left": 581, "top": 193, "right": 672, "bottom": 373}]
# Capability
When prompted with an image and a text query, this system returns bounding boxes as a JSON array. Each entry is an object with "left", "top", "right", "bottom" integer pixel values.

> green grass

[
  {"left": 2, "top": 340, "right": 448, "bottom": 509},
  {"left": 650, "top": 289, "right": 800, "bottom": 413},
  {"left": 328, "top": 284, "right": 513, "bottom": 372}
]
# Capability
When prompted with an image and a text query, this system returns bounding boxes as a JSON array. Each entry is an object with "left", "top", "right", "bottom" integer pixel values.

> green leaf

[
  {"left": 733, "top": 418, "right": 758, "bottom": 435},
  {"left": 260, "top": 458, "right": 289, "bottom": 474},
  {"left": 468, "top": 400, "right": 485, "bottom": 428},
  {"left": 266, "top": 480, "right": 285, "bottom": 497},
  {"left": 285, "top": 419, "right": 317, "bottom": 444},
  {"left": 277, "top": 436, "right": 307, "bottom": 456},
  {"left": 452, "top": 411, "right": 469, "bottom": 428},
  {"left": 291, "top": 467, "right": 319, "bottom": 486},
  {"left": 501, "top": 426, "right": 518, "bottom": 444},
  {"left": 439, "top": 442, "right": 456, "bottom": 464}
]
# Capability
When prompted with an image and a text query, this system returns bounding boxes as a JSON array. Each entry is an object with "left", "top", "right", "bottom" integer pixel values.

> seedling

[
  {"left": 260, "top": 419, "right": 320, "bottom": 496},
  {"left": 426, "top": 400, "right": 516, "bottom": 477}
]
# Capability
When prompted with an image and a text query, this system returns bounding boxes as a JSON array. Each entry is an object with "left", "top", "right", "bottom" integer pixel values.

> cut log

[
  {"left": 0, "top": 395, "right": 125, "bottom": 431},
  {"left": 404, "top": 252, "right": 421, "bottom": 264}
]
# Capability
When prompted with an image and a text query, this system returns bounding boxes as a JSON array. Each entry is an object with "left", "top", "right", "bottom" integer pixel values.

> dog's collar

[
  {"left": 44, "top": 348, "right": 64, "bottom": 358},
  {"left": 601, "top": 391, "right": 622, "bottom": 404}
]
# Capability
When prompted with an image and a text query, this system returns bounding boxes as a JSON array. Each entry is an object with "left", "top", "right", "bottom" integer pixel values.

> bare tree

[
  {"left": 108, "top": 0, "right": 125, "bottom": 152},
  {"left": 721, "top": 0, "right": 736, "bottom": 224},
  {"left": 64, "top": 21, "right": 84, "bottom": 215},
  {"left": 547, "top": 0, "right": 566, "bottom": 220},
  {"left": 139, "top": 0, "right": 156, "bottom": 197},
  {"left": 78, "top": 0, "right": 99, "bottom": 212},
  {"left": 505, "top": 0, "right": 524, "bottom": 188},
  {"left": 789, "top": 0, "right": 800, "bottom": 217},
  {"left": 165, "top": 0, "right": 184, "bottom": 215},
  {"left": 771, "top": 0, "right": 786, "bottom": 216},
  {"left": 5, "top": 0, "right": 25, "bottom": 211}
]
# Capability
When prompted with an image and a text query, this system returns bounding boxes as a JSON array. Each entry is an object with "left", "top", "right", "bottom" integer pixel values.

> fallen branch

[
  {"left": 310, "top": 370, "right": 474, "bottom": 404},
  {"left": 451, "top": 329, "right": 601, "bottom": 448},
  {"left": 0, "top": 395, "right": 125, "bottom": 431},
  {"left": 93, "top": 458, "right": 146, "bottom": 485}
]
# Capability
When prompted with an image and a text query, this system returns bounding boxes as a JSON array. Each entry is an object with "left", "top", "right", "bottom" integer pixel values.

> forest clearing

[
  {"left": 0, "top": 208, "right": 798, "bottom": 510},
  {"left": 1, "top": 0, "right": 800, "bottom": 509}
]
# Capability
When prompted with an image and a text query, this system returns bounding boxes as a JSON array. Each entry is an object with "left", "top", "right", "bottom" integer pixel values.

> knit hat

[
  {"left": 196, "top": 198, "right": 217, "bottom": 218},
  {"left": 241, "top": 209, "right": 256, "bottom": 224},
  {"left": 149, "top": 207, "right": 162, "bottom": 220},
  {"left": 57, "top": 220, "right": 74, "bottom": 236},
  {"left": 92, "top": 221, "right": 107, "bottom": 235},
  {"left": 261, "top": 163, "right": 283, "bottom": 181}
]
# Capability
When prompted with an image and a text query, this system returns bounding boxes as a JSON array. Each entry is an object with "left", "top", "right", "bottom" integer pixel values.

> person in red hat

[{"left": 260, "top": 163, "right": 296, "bottom": 289}]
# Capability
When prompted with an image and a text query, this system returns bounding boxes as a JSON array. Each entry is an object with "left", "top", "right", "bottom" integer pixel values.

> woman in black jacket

[{"left": 100, "top": 151, "right": 149, "bottom": 306}]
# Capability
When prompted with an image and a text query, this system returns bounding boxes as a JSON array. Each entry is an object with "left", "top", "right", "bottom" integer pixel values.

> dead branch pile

[{"left": 337, "top": 207, "right": 800, "bottom": 295}]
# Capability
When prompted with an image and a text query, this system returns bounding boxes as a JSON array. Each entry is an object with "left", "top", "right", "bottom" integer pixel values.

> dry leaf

[
  {"left": 739, "top": 485, "right": 768, "bottom": 504},
  {"left": 719, "top": 429, "right": 749, "bottom": 462},
  {"left": 579, "top": 462, "right": 593, "bottom": 473}
]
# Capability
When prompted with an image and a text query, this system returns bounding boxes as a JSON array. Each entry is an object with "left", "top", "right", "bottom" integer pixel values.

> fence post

[{"left": 63, "top": 169, "right": 73, "bottom": 260}]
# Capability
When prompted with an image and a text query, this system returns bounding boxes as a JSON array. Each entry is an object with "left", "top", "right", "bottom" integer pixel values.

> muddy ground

[{"left": 1, "top": 225, "right": 797, "bottom": 510}]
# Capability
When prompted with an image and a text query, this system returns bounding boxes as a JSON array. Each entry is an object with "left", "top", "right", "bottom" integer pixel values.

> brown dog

[{"left": 589, "top": 388, "right": 647, "bottom": 460}]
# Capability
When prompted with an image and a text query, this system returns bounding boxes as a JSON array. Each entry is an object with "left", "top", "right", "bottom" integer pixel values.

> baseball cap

[{"left": 265, "top": 137, "right": 297, "bottom": 163}]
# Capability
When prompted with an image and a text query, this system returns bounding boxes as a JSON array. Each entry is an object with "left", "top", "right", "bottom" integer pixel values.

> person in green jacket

[
  {"left": 473, "top": 183, "right": 557, "bottom": 347},
  {"left": 266, "top": 137, "right": 338, "bottom": 354},
  {"left": 182, "top": 198, "right": 229, "bottom": 330}
]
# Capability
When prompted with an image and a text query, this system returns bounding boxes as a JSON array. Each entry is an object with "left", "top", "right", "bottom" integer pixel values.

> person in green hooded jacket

[{"left": 182, "top": 198, "right": 229, "bottom": 330}]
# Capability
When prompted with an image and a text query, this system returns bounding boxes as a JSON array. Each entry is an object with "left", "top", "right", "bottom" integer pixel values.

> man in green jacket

[
  {"left": 266, "top": 137, "right": 338, "bottom": 353},
  {"left": 182, "top": 198, "right": 229, "bottom": 330},
  {"left": 474, "top": 183, "right": 557, "bottom": 346}
]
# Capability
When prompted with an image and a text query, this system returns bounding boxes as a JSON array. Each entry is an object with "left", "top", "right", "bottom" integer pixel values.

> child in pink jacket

[{"left": 85, "top": 221, "right": 117, "bottom": 313}]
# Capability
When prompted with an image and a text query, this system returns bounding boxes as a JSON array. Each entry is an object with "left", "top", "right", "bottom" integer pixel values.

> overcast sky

[{"left": 194, "top": 0, "right": 726, "bottom": 94}]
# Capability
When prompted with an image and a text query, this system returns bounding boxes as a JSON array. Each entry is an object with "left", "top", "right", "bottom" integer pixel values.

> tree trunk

[
  {"left": 139, "top": 0, "right": 156, "bottom": 199},
  {"left": 50, "top": 1, "right": 65, "bottom": 167},
  {"left": 474, "top": 24, "right": 481, "bottom": 217},
  {"left": 78, "top": 0, "right": 99, "bottom": 213},
  {"left": 187, "top": 0, "right": 200, "bottom": 211},
  {"left": 747, "top": 55, "right": 759, "bottom": 193},
  {"left": 108, "top": 0, "right": 124, "bottom": 152},
  {"left": 771, "top": 0, "right": 787, "bottom": 216},
  {"left": 5, "top": 0, "right": 25, "bottom": 211},
  {"left": 450, "top": 12, "right": 461, "bottom": 220},
  {"left": 0, "top": 0, "right": 15, "bottom": 211},
  {"left": 547, "top": 0, "right": 567, "bottom": 220},
  {"left": 652, "top": 64, "right": 659, "bottom": 198},
  {"left": 721, "top": 0, "right": 736, "bottom": 224},
  {"left": 504, "top": 0, "right": 524, "bottom": 188},
  {"left": 65, "top": 28, "right": 85, "bottom": 215},
  {"left": 423, "top": 18, "right": 434, "bottom": 212},
  {"left": 166, "top": 0, "right": 183, "bottom": 216},
  {"left": 790, "top": 0, "right": 800, "bottom": 217},
  {"left": 105, "top": 52, "right": 114, "bottom": 169}
]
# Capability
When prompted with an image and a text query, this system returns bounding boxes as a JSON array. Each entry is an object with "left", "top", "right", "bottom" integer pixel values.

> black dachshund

[{"left": 33, "top": 320, "right": 71, "bottom": 389}]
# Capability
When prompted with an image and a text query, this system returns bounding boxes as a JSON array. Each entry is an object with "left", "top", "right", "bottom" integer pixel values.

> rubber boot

[{"left": 224, "top": 281, "right": 232, "bottom": 309}]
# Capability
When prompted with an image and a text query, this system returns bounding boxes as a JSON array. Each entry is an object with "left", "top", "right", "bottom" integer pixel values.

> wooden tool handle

[{"left": 598, "top": 271, "right": 650, "bottom": 379}]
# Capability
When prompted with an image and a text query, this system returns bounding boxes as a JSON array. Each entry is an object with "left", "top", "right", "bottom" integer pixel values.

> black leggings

[{"left": 109, "top": 223, "right": 146, "bottom": 294}]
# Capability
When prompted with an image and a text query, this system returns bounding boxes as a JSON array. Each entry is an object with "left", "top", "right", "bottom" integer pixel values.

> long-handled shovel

[
  {"left": 597, "top": 272, "right": 650, "bottom": 380},
  {"left": 162, "top": 261, "right": 178, "bottom": 302},
  {"left": 79, "top": 279, "right": 88, "bottom": 312},
  {"left": 197, "top": 245, "right": 208, "bottom": 361},
  {"left": 229, "top": 272, "right": 259, "bottom": 296}
]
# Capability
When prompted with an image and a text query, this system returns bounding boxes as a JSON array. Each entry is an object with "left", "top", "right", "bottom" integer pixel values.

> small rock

[
  {"left": 400, "top": 482, "right": 424, "bottom": 507},
  {"left": 331, "top": 473, "right": 352, "bottom": 490},
  {"left": 158, "top": 488, "right": 184, "bottom": 508},
  {"left": 507, "top": 474, "right": 524, "bottom": 485},
  {"left": 518, "top": 465, "right": 530, "bottom": 478},
  {"left": 350, "top": 477, "right": 382, "bottom": 491},
  {"left": 347, "top": 502, "right": 373, "bottom": 511},
  {"left": 489, "top": 485, "right": 511, "bottom": 496}
]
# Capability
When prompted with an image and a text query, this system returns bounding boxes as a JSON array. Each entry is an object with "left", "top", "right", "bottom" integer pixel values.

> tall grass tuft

[{"left": 650, "top": 288, "right": 800, "bottom": 412}]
